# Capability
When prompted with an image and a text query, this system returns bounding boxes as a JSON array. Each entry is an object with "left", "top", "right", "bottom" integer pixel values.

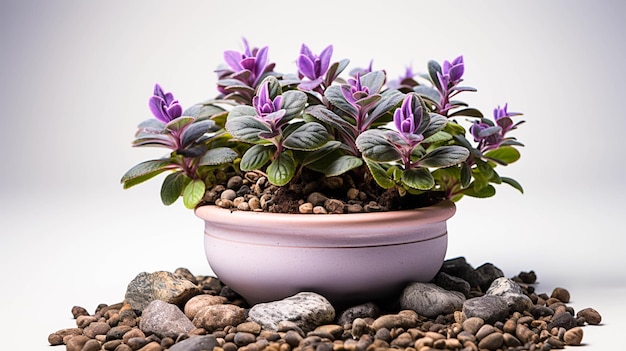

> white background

[{"left": 1, "top": 1, "right": 624, "bottom": 350}]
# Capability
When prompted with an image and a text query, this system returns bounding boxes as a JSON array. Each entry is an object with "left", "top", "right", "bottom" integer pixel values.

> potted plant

[{"left": 121, "top": 39, "right": 524, "bottom": 305}]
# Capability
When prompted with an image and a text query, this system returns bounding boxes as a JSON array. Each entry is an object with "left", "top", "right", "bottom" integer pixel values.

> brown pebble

[
  {"left": 72, "top": 306, "right": 90, "bottom": 319},
  {"left": 502, "top": 332, "right": 521, "bottom": 347},
  {"left": 102, "top": 340, "right": 122, "bottom": 350},
  {"left": 83, "top": 321, "right": 111, "bottom": 338},
  {"left": 48, "top": 333, "right": 63, "bottom": 346},
  {"left": 81, "top": 339, "right": 101, "bottom": 351},
  {"left": 462, "top": 317, "right": 484, "bottom": 335},
  {"left": 76, "top": 315, "right": 98, "bottom": 328},
  {"left": 324, "top": 199, "right": 344, "bottom": 213},
  {"left": 114, "top": 343, "right": 133, "bottom": 351},
  {"left": 550, "top": 287, "right": 570, "bottom": 303},
  {"left": 564, "top": 326, "right": 583, "bottom": 345},
  {"left": 66, "top": 335, "right": 90, "bottom": 351},
  {"left": 478, "top": 332, "right": 503, "bottom": 350},
  {"left": 577, "top": 307, "right": 602, "bottom": 325},
  {"left": 299, "top": 202, "right": 313, "bottom": 214}
]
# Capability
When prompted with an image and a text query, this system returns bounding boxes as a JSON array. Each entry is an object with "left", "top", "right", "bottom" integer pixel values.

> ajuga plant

[{"left": 121, "top": 39, "right": 524, "bottom": 210}]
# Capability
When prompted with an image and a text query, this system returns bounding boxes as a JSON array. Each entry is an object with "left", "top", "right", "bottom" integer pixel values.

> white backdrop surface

[{"left": 1, "top": 1, "right": 624, "bottom": 350}]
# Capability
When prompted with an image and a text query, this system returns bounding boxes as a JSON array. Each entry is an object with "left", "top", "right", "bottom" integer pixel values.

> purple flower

[
  {"left": 297, "top": 44, "right": 333, "bottom": 90},
  {"left": 221, "top": 38, "right": 271, "bottom": 88},
  {"left": 493, "top": 103, "right": 521, "bottom": 135},
  {"left": 148, "top": 84, "right": 182, "bottom": 123},
  {"left": 341, "top": 73, "right": 370, "bottom": 107},
  {"left": 393, "top": 94, "right": 425, "bottom": 146},
  {"left": 469, "top": 120, "right": 503, "bottom": 151},
  {"left": 437, "top": 55, "right": 464, "bottom": 91},
  {"left": 253, "top": 82, "right": 285, "bottom": 124}
]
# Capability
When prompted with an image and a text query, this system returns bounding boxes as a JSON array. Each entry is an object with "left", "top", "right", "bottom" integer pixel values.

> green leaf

[
  {"left": 401, "top": 168, "right": 435, "bottom": 190},
  {"left": 198, "top": 147, "right": 239, "bottom": 166},
  {"left": 165, "top": 116, "right": 195, "bottom": 132},
  {"left": 321, "top": 155, "right": 363, "bottom": 177},
  {"left": 301, "top": 141, "right": 341, "bottom": 166},
  {"left": 422, "top": 114, "right": 448, "bottom": 139},
  {"left": 501, "top": 177, "right": 524, "bottom": 193},
  {"left": 449, "top": 108, "right": 484, "bottom": 118},
  {"left": 121, "top": 159, "right": 173, "bottom": 189},
  {"left": 427, "top": 60, "right": 442, "bottom": 92},
  {"left": 266, "top": 152, "right": 296, "bottom": 186},
  {"left": 281, "top": 90, "right": 308, "bottom": 120},
  {"left": 306, "top": 105, "right": 354, "bottom": 136},
  {"left": 324, "top": 85, "right": 358, "bottom": 117},
  {"left": 227, "top": 105, "right": 257, "bottom": 119},
  {"left": 476, "top": 160, "right": 495, "bottom": 179},
  {"left": 240, "top": 144, "right": 274, "bottom": 171},
  {"left": 417, "top": 146, "right": 470, "bottom": 168},
  {"left": 183, "top": 179, "right": 205, "bottom": 209},
  {"left": 484, "top": 146, "right": 521, "bottom": 165},
  {"left": 225, "top": 115, "right": 272, "bottom": 143},
  {"left": 282, "top": 122, "right": 329, "bottom": 150},
  {"left": 360, "top": 71, "right": 386, "bottom": 93},
  {"left": 422, "top": 131, "right": 452, "bottom": 144},
  {"left": 355, "top": 129, "right": 402, "bottom": 162},
  {"left": 460, "top": 162, "right": 472, "bottom": 188},
  {"left": 365, "top": 160, "right": 395, "bottom": 189},
  {"left": 160, "top": 172, "right": 186, "bottom": 206},
  {"left": 366, "top": 89, "right": 404, "bottom": 124},
  {"left": 180, "top": 119, "right": 216, "bottom": 147},
  {"left": 463, "top": 184, "right": 496, "bottom": 198}
]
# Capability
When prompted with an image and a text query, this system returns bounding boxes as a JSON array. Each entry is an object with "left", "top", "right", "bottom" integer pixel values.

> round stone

[
  {"left": 564, "top": 326, "right": 583, "bottom": 345},
  {"left": 576, "top": 307, "right": 602, "bottom": 325},
  {"left": 550, "top": 287, "right": 570, "bottom": 303},
  {"left": 221, "top": 189, "right": 237, "bottom": 201},
  {"left": 299, "top": 202, "right": 313, "bottom": 214}
]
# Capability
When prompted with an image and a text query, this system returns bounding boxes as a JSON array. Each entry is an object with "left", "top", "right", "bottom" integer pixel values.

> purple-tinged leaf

[
  {"left": 198, "top": 147, "right": 238, "bottom": 166},
  {"left": 180, "top": 120, "right": 216, "bottom": 148},
  {"left": 417, "top": 145, "right": 469, "bottom": 168},
  {"left": 121, "top": 159, "right": 175, "bottom": 189}
]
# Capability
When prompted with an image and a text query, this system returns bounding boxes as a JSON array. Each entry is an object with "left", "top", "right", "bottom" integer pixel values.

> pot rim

[{"left": 196, "top": 199, "right": 456, "bottom": 247}]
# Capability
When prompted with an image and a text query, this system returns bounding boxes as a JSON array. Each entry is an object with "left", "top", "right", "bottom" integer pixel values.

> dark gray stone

[
  {"left": 168, "top": 335, "right": 219, "bottom": 351},
  {"left": 463, "top": 295, "right": 509, "bottom": 324},
  {"left": 400, "top": 282, "right": 465, "bottom": 318},
  {"left": 248, "top": 292, "right": 335, "bottom": 332},
  {"left": 548, "top": 312, "right": 578, "bottom": 330},
  {"left": 435, "top": 272, "right": 471, "bottom": 298},
  {"left": 486, "top": 277, "right": 533, "bottom": 313},
  {"left": 474, "top": 263, "right": 504, "bottom": 292},
  {"left": 337, "top": 302, "right": 380, "bottom": 325}
]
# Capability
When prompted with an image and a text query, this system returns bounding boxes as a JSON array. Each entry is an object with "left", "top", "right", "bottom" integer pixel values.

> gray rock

[
  {"left": 474, "top": 263, "right": 504, "bottom": 291},
  {"left": 125, "top": 271, "right": 201, "bottom": 311},
  {"left": 486, "top": 277, "right": 533, "bottom": 312},
  {"left": 192, "top": 304, "right": 246, "bottom": 332},
  {"left": 463, "top": 295, "right": 509, "bottom": 324},
  {"left": 435, "top": 272, "right": 471, "bottom": 298},
  {"left": 248, "top": 292, "right": 335, "bottom": 332},
  {"left": 139, "top": 300, "right": 195, "bottom": 339},
  {"left": 337, "top": 302, "right": 380, "bottom": 325},
  {"left": 168, "top": 335, "right": 219, "bottom": 351},
  {"left": 400, "top": 282, "right": 465, "bottom": 318}
]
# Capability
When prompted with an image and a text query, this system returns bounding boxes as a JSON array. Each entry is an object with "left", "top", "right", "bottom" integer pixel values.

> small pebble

[
  {"left": 550, "top": 287, "right": 570, "bottom": 303},
  {"left": 49, "top": 261, "right": 600, "bottom": 351},
  {"left": 577, "top": 307, "right": 602, "bottom": 325},
  {"left": 564, "top": 326, "right": 584, "bottom": 345}
]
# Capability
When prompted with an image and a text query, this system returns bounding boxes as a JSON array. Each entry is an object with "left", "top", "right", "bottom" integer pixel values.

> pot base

[{"left": 197, "top": 200, "right": 455, "bottom": 305}]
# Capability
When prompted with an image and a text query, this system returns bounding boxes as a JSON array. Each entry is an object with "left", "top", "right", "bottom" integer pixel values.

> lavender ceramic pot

[{"left": 195, "top": 200, "right": 455, "bottom": 305}]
